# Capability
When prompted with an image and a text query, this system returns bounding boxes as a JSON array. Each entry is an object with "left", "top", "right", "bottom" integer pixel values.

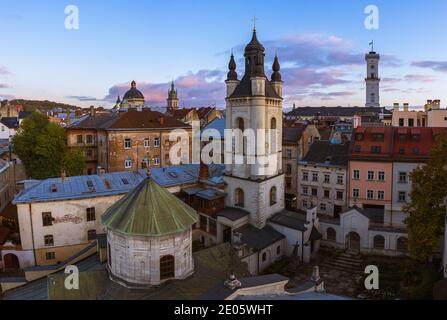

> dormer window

[{"left": 50, "top": 184, "right": 57, "bottom": 193}]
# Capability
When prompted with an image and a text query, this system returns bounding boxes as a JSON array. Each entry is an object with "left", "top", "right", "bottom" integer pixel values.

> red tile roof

[
  {"left": 108, "top": 109, "right": 190, "bottom": 130},
  {"left": 350, "top": 127, "right": 447, "bottom": 162}
]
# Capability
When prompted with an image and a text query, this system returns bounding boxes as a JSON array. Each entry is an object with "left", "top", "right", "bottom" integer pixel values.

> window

[
  {"left": 372, "top": 134, "right": 384, "bottom": 142},
  {"left": 337, "top": 175, "right": 343, "bottom": 185},
  {"left": 285, "top": 178, "right": 291, "bottom": 189},
  {"left": 86, "top": 135, "right": 93, "bottom": 144},
  {"left": 124, "top": 138, "right": 131, "bottom": 149},
  {"left": 44, "top": 235, "right": 54, "bottom": 247},
  {"left": 354, "top": 145, "right": 361, "bottom": 153},
  {"left": 353, "top": 170, "right": 360, "bottom": 180},
  {"left": 312, "top": 173, "right": 318, "bottom": 182},
  {"left": 336, "top": 191, "right": 343, "bottom": 200},
  {"left": 154, "top": 157, "right": 160, "bottom": 165},
  {"left": 412, "top": 147, "right": 419, "bottom": 155},
  {"left": 42, "top": 212, "right": 53, "bottom": 226},
  {"left": 399, "top": 119, "right": 404, "bottom": 127},
  {"left": 302, "top": 200, "right": 308, "bottom": 208},
  {"left": 352, "top": 189, "right": 359, "bottom": 198},
  {"left": 46, "top": 252, "right": 56, "bottom": 260},
  {"left": 154, "top": 137, "right": 160, "bottom": 148},
  {"left": 324, "top": 190, "right": 330, "bottom": 199},
  {"left": 86, "top": 149, "right": 93, "bottom": 157},
  {"left": 327, "top": 228, "right": 336, "bottom": 241},
  {"left": 370, "top": 146, "right": 382, "bottom": 154},
  {"left": 411, "top": 134, "right": 420, "bottom": 142},
  {"left": 399, "top": 172, "right": 407, "bottom": 183},
  {"left": 378, "top": 171, "right": 385, "bottom": 181},
  {"left": 124, "top": 158, "right": 132, "bottom": 169},
  {"left": 320, "top": 203, "right": 326, "bottom": 211},
  {"left": 276, "top": 246, "right": 281, "bottom": 255},
  {"left": 302, "top": 186, "right": 308, "bottom": 195},
  {"left": 302, "top": 172, "right": 309, "bottom": 181},
  {"left": 408, "top": 119, "right": 414, "bottom": 127},
  {"left": 399, "top": 134, "right": 406, "bottom": 143},
  {"left": 144, "top": 138, "right": 150, "bottom": 148},
  {"left": 269, "top": 187, "right": 277, "bottom": 206},
  {"left": 121, "top": 178, "right": 129, "bottom": 185},
  {"left": 324, "top": 174, "right": 330, "bottom": 183},
  {"left": 286, "top": 149, "right": 292, "bottom": 159},
  {"left": 378, "top": 190, "right": 385, "bottom": 200},
  {"left": 77, "top": 135, "right": 83, "bottom": 144},
  {"left": 312, "top": 188, "right": 318, "bottom": 196},
  {"left": 355, "top": 133, "right": 364, "bottom": 141},
  {"left": 235, "top": 188, "right": 245, "bottom": 207},
  {"left": 286, "top": 164, "right": 292, "bottom": 175},
  {"left": 160, "top": 255, "right": 175, "bottom": 280},
  {"left": 86, "top": 207, "right": 96, "bottom": 221},
  {"left": 262, "top": 252, "right": 267, "bottom": 262},
  {"left": 88, "top": 230, "right": 97, "bottom": 240},
  {"left": 373, "top": 235, "right": 385, "bottom": 249},
  {"left": 367, "top": 190, "right": 374, "bottom": 200},
  {"left": 367, "top": 171, "right": 374, "bottom": 181},
  {"left": 398, "top": 191, "right": 406, "bottom": 202}
]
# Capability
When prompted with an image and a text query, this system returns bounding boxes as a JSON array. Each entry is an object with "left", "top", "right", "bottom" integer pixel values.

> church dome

[
  {"left": 102, "top": 175, "right": 197, "bottom": 237},
  {"left": 244, "top": 30, "right": 265, "bottom": 54},
  {"left": 123, "top": 80, "right": 145, "bottom": 100}
]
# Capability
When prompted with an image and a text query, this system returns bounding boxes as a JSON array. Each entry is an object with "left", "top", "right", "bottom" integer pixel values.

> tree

[
  {"left": 404, "top": 134, "right": 447, "bottom": 262},
  {"left": 63, "top": 148, "right": 85, "bottom": 177},
  {"left": 12, "top": 112, "right": 85, "bottom": 179}
]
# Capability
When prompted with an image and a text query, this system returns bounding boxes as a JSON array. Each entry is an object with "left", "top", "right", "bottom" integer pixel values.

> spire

[
  {"left": 227, "top": 53, "right": 238, "bottom": 81},
  {"left": 116, "top": 94, "right": 121, "bottom": 104},
  {"left": 131, "top": 80, "right": 136, "bottom": 88},
  {"left": 271, "top": 53, "right": 282, "bottom": 82},
  {"left": 244, "top": 28, "right": 266, "bottom": 78}
]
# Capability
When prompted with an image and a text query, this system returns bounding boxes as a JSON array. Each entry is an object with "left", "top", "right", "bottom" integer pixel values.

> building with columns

[{"left": 365, "top": 49, "right": 380, "bottom": 107}]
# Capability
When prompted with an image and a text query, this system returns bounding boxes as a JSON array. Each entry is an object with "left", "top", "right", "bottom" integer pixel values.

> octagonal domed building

[
  {"left": 102, "top": 174, "right": 198, "bottom": 287},
  {"left": 120, "top": 80, "right": 145, "bottom": 109}
]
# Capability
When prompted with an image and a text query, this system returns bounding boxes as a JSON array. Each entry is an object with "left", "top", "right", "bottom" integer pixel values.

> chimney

[
  {"left": 224, "top": 274, "right": 242, "bottom": 291},
  {"left": 199, "top": 161, "right": 209, "bottom": 180},
  {"left": 90, "top": 106, "right": 96, "bottom": 117},
  {"left": 393, "top": 103, "right": 399, "bottom": 111},
  {"left": 61, "top": 170, "right": 66, "bottom": 182},
  {"left": 159, "top": 117, "right": 165, "bottom": 125},
  {"left": 403, "top": 103, "right": 409, "bottom": 112}
]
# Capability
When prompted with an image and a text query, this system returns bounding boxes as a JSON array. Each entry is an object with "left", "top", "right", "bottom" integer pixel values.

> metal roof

[
  {"left": 13, "top": 164, "right": 225, "bottom": 204},
  {"left": 102, "top": 177, "right": 198, "bottom": 237}
]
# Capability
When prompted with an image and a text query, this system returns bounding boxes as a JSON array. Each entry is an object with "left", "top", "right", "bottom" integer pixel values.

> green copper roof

[{"left": 102, "top": 177, "right": 198, "bottom": 237}]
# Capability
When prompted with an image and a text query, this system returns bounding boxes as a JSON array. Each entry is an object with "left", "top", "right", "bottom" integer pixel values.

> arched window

[
  {"left": 373, "top": 235, "right": 385, "bottom": 249},
  {"left": 235, "top": 188, "right": 245, "bottom": 208},
  {"left": 276, "top": 245, "right": 281, "bottom": 255},
  {"left": 270, "top": 186, "right": 277, "bottom": 206},
  {"left": 160, "top": 255, "right": 175, "bottom": 280},
  {"left": 326, "top": 228, "right": 336, "bottom": 241},
  {"left": 396, "top": 237, "right": 408, "bottom": 252},
  {"left": 270, "top": 117, "right": 277, "bottom": 153},
  {"left": 262, "top": 252, "right": 267, "bottom": 262},
  {"left": 235, "top": 118, "right": 245, "bottom": 156}
]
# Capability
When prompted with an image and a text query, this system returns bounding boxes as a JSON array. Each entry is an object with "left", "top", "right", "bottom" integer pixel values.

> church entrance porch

[{"left": 346, "top": 232, "right": 361, "bottom": 252}]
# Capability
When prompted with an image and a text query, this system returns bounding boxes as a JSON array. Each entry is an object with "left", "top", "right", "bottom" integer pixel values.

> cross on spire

[
  {"left": 369, "top": 40, "right": 374, "bottom": 52},
  {"left": 252, "top": 16, "right": 258, "bottom": 31}
]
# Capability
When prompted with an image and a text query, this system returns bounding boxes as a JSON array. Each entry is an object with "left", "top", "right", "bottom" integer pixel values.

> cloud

[
  {"left": 0, "top": 94, "right": 15, "bottom": 100},
  {"left": 66, "top": 95, "right": 104, "bottom": 102},
  {"left": 412, "top": 60, "right": 447, "bottom": 72},
  {"left": 104, "top": 69, "right": 226, "bottom": 107},
  {"left": 0, "top": 83, "right": 9, "bottom": 89},
  {"left": 0, "top": 66, "right": 11, "bottom": 76}
]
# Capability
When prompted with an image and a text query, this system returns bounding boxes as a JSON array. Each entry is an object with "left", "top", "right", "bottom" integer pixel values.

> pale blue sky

[{"left": 0, "top": 0, "right": 446, "bottom": 109}]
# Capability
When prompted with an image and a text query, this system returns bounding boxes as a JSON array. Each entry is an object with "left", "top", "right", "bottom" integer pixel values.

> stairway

[{"left": 321, "top": 250, "right": 365, "bottom": 274}]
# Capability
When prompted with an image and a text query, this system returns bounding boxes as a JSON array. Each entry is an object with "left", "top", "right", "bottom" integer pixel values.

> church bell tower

[
  {"left": 223, "top": 28, "right": 284, "bottom": 229},
  {"left": 167, "top": 81, "right": 179, "bottom": 114},
  {"left": 365, "top": 42, "right": 380, "bottom": 107}
]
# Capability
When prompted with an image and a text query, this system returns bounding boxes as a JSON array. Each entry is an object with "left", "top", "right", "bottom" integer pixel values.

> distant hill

[{"left": 9, "top": 99, "right": 80, "bottom": 112}]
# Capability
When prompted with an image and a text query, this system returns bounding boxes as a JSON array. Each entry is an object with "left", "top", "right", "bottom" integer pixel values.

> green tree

[
  {"left": 63, "top": 148, "right": 86, "bottom": 177},
  {"left": 12, "top": 112, "right": 85, "bottom": 179},
  {"left": 404, "top": 134, "right": 447, "bottom": 262}
]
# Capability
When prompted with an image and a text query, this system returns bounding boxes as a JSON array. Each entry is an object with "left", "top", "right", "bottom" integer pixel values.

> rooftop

[
  {"left": 108, "top": 109, "right": 190, "bottom": 130},
  {"left": 102, "top": 177, "right": 198, "bottom": 237},
  {"left": 234, "top": 224, "right": 285, "bottom": 252},
  {"left": 268, "top": 209, "right": 308, "bottom": 232},
  {"left": 301, "top": 140, "right": 350, "bottom": 167}
]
